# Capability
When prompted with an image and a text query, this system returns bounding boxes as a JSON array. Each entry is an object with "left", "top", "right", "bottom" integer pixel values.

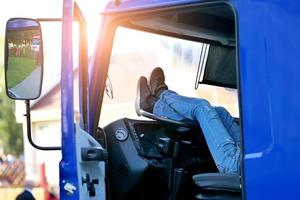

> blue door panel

[{"left": 234, "top": 0, "right": 300, "bottom": 199}]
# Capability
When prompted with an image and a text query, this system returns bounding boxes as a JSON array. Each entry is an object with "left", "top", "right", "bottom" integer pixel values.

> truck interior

[{"left": 98, "top": 2, "right": 241, "bottom": 200}]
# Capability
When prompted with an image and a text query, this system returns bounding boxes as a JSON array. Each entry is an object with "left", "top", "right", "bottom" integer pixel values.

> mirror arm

[{"left": 24, "top": 100, "right": 61, "bottom": 151}]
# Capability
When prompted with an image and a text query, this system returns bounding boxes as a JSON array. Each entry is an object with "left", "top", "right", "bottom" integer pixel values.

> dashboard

[{"left": 103, "top": 118, "right": 217, "bottom": 200}]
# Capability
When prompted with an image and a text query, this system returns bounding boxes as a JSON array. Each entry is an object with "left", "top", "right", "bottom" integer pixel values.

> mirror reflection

[{"left": 5, "top": 19, "right": 43, "bottom": 100}]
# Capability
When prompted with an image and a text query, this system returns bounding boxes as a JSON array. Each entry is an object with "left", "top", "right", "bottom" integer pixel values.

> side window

[{"left": 99, "top": 27, "right": 238, "bottom": 126}]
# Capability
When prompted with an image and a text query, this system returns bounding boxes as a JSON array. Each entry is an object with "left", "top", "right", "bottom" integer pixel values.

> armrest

[{"left": 193, "top": 173, "right": 241, "bottom": 192}]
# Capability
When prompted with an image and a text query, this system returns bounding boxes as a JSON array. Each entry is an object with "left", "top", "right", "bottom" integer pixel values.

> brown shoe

[
  {"left": 135, "top": 76, "right": 157, "bottom": 115},
  {"left": 149, "top": 67, "right": 168, "bottom": 97}
]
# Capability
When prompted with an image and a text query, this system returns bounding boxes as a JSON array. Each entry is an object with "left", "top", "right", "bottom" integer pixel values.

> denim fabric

[
  {"left": 153, "top": 90, "right": 241, "bottom": 174},
  {"left": 215, "top": 107, "right": 241, "bottom": 146}
]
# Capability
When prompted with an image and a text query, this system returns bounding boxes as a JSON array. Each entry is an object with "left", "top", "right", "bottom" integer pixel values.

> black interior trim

[
  {"left": 201, "top": 80, "right": 236, "bottom": 89},
  {"left": 122, "top": 22, "right": 230, "bottom": 47}
]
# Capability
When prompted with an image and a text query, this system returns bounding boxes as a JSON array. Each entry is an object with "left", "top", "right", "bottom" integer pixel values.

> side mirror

[
  {"left": 5, "top": 18, "right": 43, "bottom": 100},
  {"left": 4, "top": 18, "right": 59, "bottom": 151}
]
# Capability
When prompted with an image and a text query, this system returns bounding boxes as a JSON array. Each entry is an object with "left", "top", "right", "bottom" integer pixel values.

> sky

[
  {"left": 0, "top": 0, "right": 107, "bottom": 43},
  {"left": 0, "top": 0, "right": 61, "bottom": 32}
]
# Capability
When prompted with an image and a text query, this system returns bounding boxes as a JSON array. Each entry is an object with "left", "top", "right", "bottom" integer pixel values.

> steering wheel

[
  {"left": 139, "top": 109, "right": 194, "bottom": 127},
  {"left": 136, "top": 108, "right": 198, "bottom": 132}
]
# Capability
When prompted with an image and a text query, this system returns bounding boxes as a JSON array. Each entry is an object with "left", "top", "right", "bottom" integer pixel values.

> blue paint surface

[
  {"left": 234, "top": 0, "right": 300, "bottom": 199},
  {"left": 60, "top": 0, "right": 79, "bottom": 199},
  {"left": 103, "top": 0, "right": 200, "bottom": 13}
]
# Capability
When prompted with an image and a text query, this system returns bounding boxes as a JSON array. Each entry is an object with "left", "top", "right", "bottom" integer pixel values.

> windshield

[{"left": 99, "top": 27, "right": 238, "bottom": 126}]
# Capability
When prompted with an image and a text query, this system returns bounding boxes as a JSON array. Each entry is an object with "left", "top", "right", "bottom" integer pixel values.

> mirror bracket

[{"left": 24, "top": 100, "right": 61, "bottom": 151}]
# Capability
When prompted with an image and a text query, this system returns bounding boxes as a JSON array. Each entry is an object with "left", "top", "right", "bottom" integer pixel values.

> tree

[{"left": 0, "top": 36, "right": 24, "bottom": 157}]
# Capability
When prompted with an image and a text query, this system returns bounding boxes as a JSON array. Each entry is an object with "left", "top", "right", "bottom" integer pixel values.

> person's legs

[
  {"left": 154, "top": 90, "right": 240, "bottom": 174},
  {"left": 215, "top": 107, "right": 241, "bottom": 146},
  {"left": 154, "top": 96, "right": 241, "bottom": 145},
  {"left": 153, "top": 98, "right": 187, "bottom": 121}
]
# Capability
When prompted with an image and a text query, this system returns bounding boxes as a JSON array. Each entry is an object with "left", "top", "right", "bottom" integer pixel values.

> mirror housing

[{"left": 4, "top": 18, "right": 43, "bottom": 100}]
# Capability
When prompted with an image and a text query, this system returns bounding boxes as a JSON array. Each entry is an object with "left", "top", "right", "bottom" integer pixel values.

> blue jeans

[{"left": 153, "top": 90, "right": 241, "bottom": 175}]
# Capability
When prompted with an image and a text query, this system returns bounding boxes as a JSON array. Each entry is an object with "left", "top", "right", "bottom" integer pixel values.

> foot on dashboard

[{"left": 135, "top": 76, "right": 158, "bottom": 115}]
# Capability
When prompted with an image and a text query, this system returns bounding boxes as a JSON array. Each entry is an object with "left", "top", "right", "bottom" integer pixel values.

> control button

[{"left": 115, "top": 128, "right": 128, "bottom": 141}]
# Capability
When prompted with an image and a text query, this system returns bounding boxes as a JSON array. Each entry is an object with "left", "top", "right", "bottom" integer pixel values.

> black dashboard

[{"left": 103, "top": 118, "right": 217, "bottom": 200}]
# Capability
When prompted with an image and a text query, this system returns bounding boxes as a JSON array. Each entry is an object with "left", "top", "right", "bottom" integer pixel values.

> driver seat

[{"left": 193, "top": 173, "right": 242, "bottom": 200}]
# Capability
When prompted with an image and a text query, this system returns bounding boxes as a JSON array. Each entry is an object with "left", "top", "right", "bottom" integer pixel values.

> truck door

[{"left": 59, "top": 1, "right": 106, "bottom": 199}]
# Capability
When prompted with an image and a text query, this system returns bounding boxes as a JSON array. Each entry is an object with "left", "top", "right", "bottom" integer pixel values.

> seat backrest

[
  {"left": 193, "top": 173, "right": 242, "bottom": 200},
  {"left": 193, "top": 173, "right": 241, "bottom": 191}
]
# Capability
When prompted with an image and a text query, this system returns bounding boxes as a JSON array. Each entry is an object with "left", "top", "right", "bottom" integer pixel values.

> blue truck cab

[{"left": 3, "top": 0, "right": 300, "bottom": 200}]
